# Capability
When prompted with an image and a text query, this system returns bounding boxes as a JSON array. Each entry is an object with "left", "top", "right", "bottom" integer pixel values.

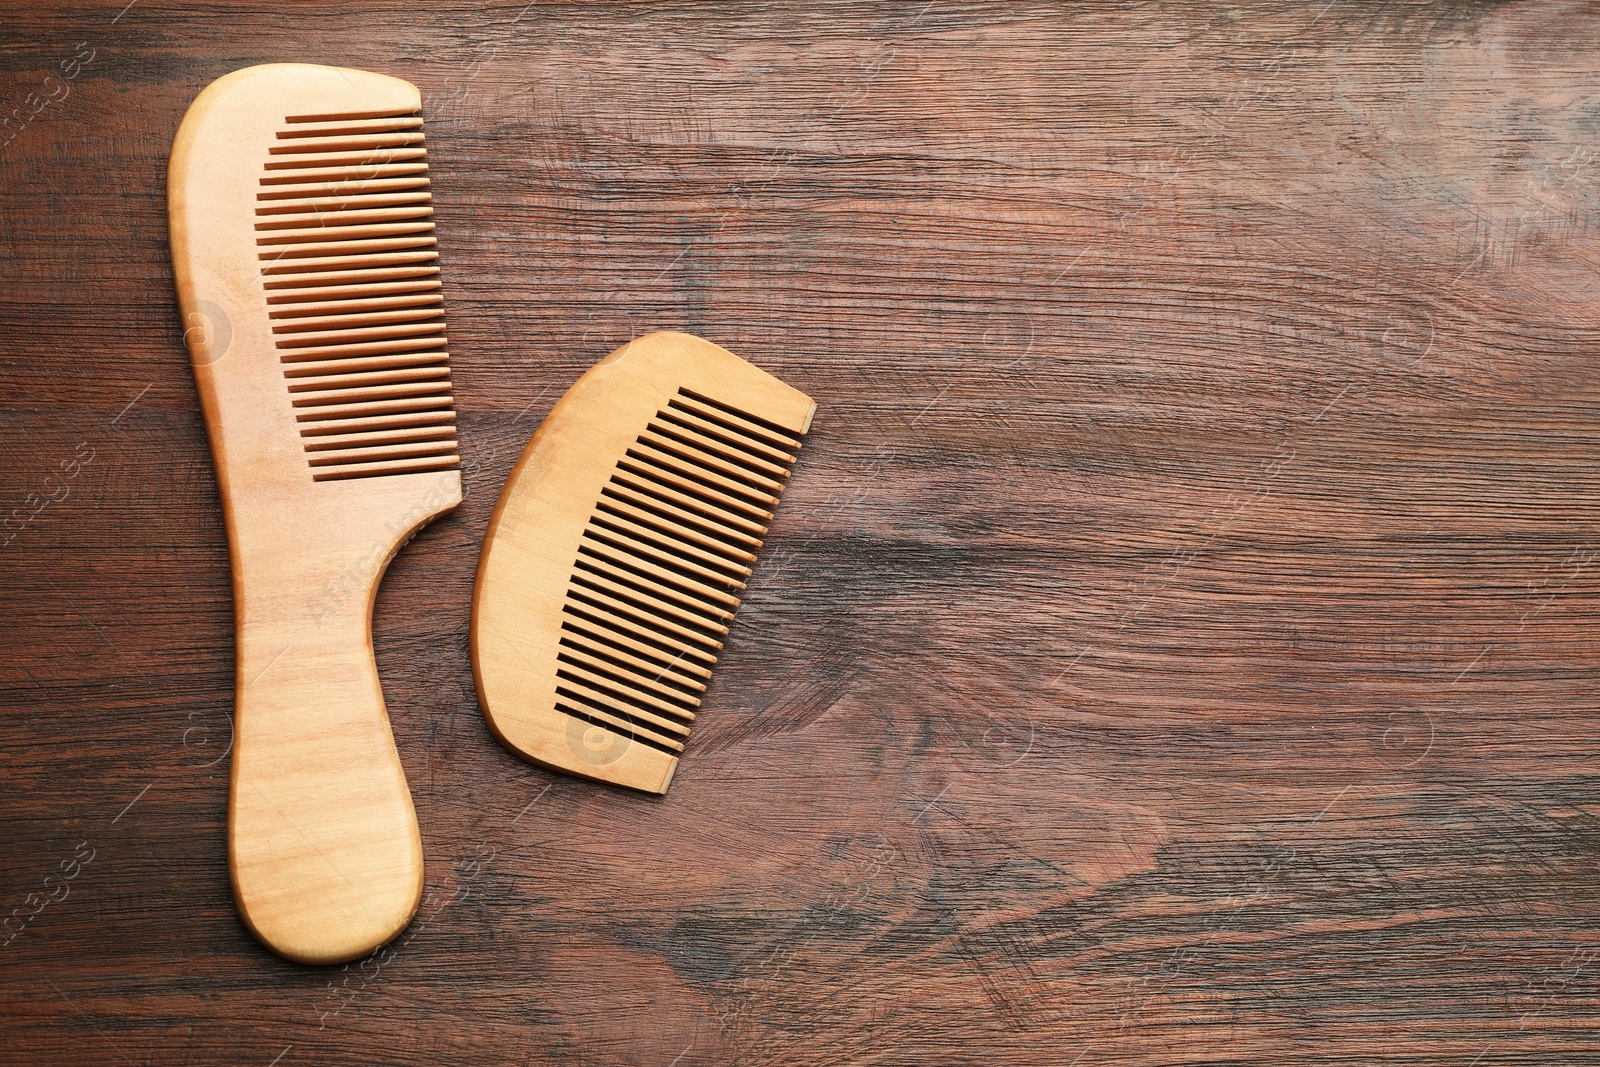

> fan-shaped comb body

[
  {"left": 169, "top": 64, "right": 460, "bottom": 964},
  {"left": 472, "top": 332, "right": 813, "bottom": 794}
]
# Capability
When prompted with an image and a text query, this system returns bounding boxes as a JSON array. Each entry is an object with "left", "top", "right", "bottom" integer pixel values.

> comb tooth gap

[
  {"left": 276, "top": 337, "right": 447, "bottom": 364},
  {"left": 598, "top": 483, "right": 764, "bottom": 556},
  {"left": 277, "top": 128, "right": 424, "bottom": 143},
  {"left": 677, "top": 387, "right": 806, "bottom": 446},
  {"left": 277, "top": 116, "right": 423, "bottom": 137},
  {"left": 594, "top": 494, "right": 758, "bottom": 567},
  {"left": 301, "top": 424, "right": 459, "bottom": 452},
  {"left": 609, "top": 472, "right": 761, "bottom": 536},
  {"left": 284, "top": 364, "right": 448, "bottom": 390},
  {"left": 263, "top": 146, "right": 428, "bottom": 169},
  {"left": 598, "top": 485, "right": 762, "bottom": 559},
  {"left": 589, "top": 509, "right": 753, "bottom": 586},
  {"left": 568, "top": 570, "right": 729, "bottom": 637},
  {"left": 261, "top": 252, "right": 439, "bottom": 279},
  {"left": 559, "top": 629, "right": 710, "bottom": 693},
  {"left": 657, "top": 406, "right": 798, "bottom": 468},
  {"left": 258, "top": 235, "right": 437, "bottom": 262},
  {"left": 555, "top": 673, "right": 696, "bottom": 738},
  {"left": 637, "top": 428, "right": 787, "bottom": 491},
  {"left": 579, "top": 530, "right": 743, "bottom": 603},
  {"left": 554, "top": 704, "right": 683, "bottom": 756},
  {"left": 569, "top": 531, "right": 742, "bottom": 614},
  {"left": 260, "top": 250, "right": 439, "bottom": 276},
  {"left": 273, "top": 324, "right": 446, "bottom": 352},
  {"left": 272, "top": 299, "right": 443, "bottom": 324},
  {"left": 310, "top": 442, "right": 459, "bottom": 467},
  {"left": 285, "top": 107, "right": 421, "bottom": 123},
  {"left": 264, "top": 270, "right": 440, "bottom": 296},
  {"left": 558, "top": 659, "right": 701, "bottom": 717},
  {"left": 259, "top": 162, "right": 428, "bottom": 184},
  {"left": 560, "top": 603, "right": 715, "bottom": 667},
  {"left": 273, "top": 317, "right": 444, "bottom": 346},
  {"left": 272, "top": 305, "right": 444, "bottom": 332},
  {"left": 255, "top": 207, "right": 434, "bottom": 231},
  {"left": 298, "top": 407, "right": 455, "bottom": 432},
  {"left": 614, "top": 463, "right": 771, "bottom": 534},
  {"left": 265, "top": 147, "right": 426, "bottom": 167},
  {"left": 269, "top": 133, "right": 426, "bottom": 155},
  {"left": 296, "top": 410, "right": 456, "bottom": 434},
  {"left": 668, "top": 397, "right": 802, "bottom": 458},
  {"left": 291, "top": 397, "right": 452, "bottom": 422},
  {"left": 269, "top": 293, "right": 442, "bottom": 319},
  {"left": 263, "top": 269, "right": 441, "bottom": 296},
  {"left": 256, "top": 177, "right": 431, "bottom": 201},
  {"left": 572, "top": 555, "right": 733, "bottom": 625},
  {"left": 311, "top": 455, "right": 461, "bottom": 482},
  {"left": 307, "top": 438, "right": 460, "bottom": 466},
  {"left": 555, "top": 661, "right": 699, "bottom": 720},
  {"left": 553, "top": 702, "right": 686, "bottom": 759},
  {"left": 293, "top": 394, "right": 454, "bottom": 420},
  {"left": 553, "top": 680, "right": 693, "bottom": 740},
  {"left": 627, "top": 440, "right": 779, "bottom": 508},
  {"left": 295, "top": 406, "right": 454, "bottom": 427},
  {"left": 559, "top": 618, "right": 713, "bottom": 681},
  {"left": 552, "top": 681, "right": 691, "bottom": 739},
  {"left": 289, "top": 383, "right": 452, "bottom": 409},
  {"left": 307, "top": 442, "right": 459, "bottom": 467},
  {"left": 289, "top": 384, "right": 450, "bottom": 405},
  {"left": 564, "top": 587, "right": 723, "bottom": 653},
  {"left": 255, "top": 195, "right": 432, "bottom": 218},
  {"left": 557, "top": 632, "right": 708, "bottom": 695},
  {"left": 286, "top": 365, "right": 449, "bottom": 391},
  {"left": 620, "top": 450, "right": 773, "bottom": 515},
  {"left": 282, "top": 361, "right": 449, "bottom": 390},
  {"left": 252, "top": 207, "right": 428, "bottom": 231},
  {"left": 646, "top": 420, "right": 792, "bottom": 485},
  {"left": 581, "top": 526, "right": 745, "bottom": 597},
  {"left": 256, "top": 220, "right": 435, "bottom": 245},
  {"left": 270, "top": 130, "right": 423, "bottom": 148},
  {"left": 292, "top": 388, "right": 451, "bottom": 412}
]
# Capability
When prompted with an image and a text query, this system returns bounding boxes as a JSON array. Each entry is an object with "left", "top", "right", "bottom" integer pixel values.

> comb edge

[{"left": 472, "top": 331, "right": 812, "bottom": 794}]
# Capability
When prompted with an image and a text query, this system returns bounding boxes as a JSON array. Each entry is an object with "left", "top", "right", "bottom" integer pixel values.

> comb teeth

[
  {"left": 552, "top": 388, "right": 804, "bottom": 756},
  {"left": 254, "top": 108, "right": 459, "bottom": 482}
]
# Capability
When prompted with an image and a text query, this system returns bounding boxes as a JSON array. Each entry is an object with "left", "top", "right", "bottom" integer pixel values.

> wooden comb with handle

[
  {"left": 169, "top": 64, "right": 460, "bottom": 964},
  {"left": 473, "top": 332, "right": 813, "bottom": 794}
]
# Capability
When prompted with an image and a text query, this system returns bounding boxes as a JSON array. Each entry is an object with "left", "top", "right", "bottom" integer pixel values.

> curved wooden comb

[
  {"left": 169, "top": 64, "right": 460, "bottom": 964},
  {"left": 472, "top": 332, "right": 814, "bottom": 794}
]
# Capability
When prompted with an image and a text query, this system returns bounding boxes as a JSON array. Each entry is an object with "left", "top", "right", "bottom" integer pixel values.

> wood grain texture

[
  {"left": 169, "top": 62, "right": 465, "bottom": 966},
  {"left": 4, "top": 1, "right": 1600, "bottom": 1063}
]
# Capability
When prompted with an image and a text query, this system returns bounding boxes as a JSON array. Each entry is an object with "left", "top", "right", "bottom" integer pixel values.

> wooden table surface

[{"left": 6, "top": 2, "right": 1600, "bottom": 1063}]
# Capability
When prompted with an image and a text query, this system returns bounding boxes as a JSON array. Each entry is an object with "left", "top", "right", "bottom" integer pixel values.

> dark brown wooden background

[{"left": 5, "top": 1, "right": 1600, "bottom": 1063}]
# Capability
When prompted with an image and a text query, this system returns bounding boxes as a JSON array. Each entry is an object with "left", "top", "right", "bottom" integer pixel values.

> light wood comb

[
  {"left": 168, "top": 64, "right": 460, "bottom": 964},
  {"left": 472, "top": 332, "right": 814, "bottom": 794}
]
